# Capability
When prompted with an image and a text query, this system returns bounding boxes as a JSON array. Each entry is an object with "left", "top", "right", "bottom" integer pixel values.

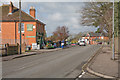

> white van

[{"left": 78, "top": 39, "right": 86, "bottom": 46}]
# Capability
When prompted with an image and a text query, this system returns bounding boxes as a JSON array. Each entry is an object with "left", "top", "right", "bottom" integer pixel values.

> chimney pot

[
  {"left": 29, "top": 6, "right": 36, "bottom": 18},
  {"left": 9, "top": 1, "right": 13, "bottom": 15}
]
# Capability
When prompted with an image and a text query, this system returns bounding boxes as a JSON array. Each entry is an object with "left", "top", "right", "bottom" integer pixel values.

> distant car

[
  {"left": 78, "top": 41, "right": 86, "bottom": 46},
  {"left": 97, "top": 42, "right": 102, "bottom": 45},
  {"left": 71, "top": 43, "right": 76, "bottom": 46}
]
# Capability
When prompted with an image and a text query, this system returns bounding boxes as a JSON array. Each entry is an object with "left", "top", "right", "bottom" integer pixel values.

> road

[{"left": 2, "top": 45, "right": 101, "bottom": 78}]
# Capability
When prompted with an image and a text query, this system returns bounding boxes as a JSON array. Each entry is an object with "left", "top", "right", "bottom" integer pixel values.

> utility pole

[
  {"left": 118, "top": 2, "right": 120, "bottom": 55},
  {"left": 112, "top": 0, "right": 115, "bottom": 60},
  {"left": 19, "top": 0, "right": 22, "bottom": 54}
]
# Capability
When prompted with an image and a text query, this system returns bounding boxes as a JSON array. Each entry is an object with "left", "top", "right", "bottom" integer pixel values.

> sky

[{"left": 0, "top": 1, "right": 99, "bottom": 37}]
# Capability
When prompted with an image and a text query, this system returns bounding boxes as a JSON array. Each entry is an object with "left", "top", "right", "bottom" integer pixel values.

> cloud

[
  {"left": 70, "top": 17, "right": 79, "bottom": 24},
  {"left": 48, "top": 12, "right": 63, "bottom": 21},
  {"left": 1, "top": 0, "right": 112, "bottom": 3},
  {"left": 72, "top": 25, "right": 80, "bottom": 29}
]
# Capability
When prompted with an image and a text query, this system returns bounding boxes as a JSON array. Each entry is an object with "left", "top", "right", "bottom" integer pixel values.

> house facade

[
  {"left": 82, "top": 32, "right": 109, "bottom": 45},
  {"left": 0, "top": 2, "right": 45, "bottom": 49}
]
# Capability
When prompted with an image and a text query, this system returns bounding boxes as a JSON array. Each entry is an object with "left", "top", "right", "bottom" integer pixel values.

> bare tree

[
  {"left": 51, "top": 26, "right": 69, "bottom": 41},
  {"left": 81, "top": 2, "right": 113, "bottom": 38}
]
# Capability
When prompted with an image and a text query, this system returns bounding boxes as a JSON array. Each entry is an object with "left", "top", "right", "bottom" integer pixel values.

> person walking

[{"left": 61, "top": 40, "right": 64, "bottom": 48}]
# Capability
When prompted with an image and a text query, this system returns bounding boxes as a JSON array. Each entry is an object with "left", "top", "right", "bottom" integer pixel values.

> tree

[
  {"left": 114, "top": 2, "right": 119, "bottom": 37},
  {"left": 95, "top": 28, "right": 101, "bottom": 33},
  {"left": 51, "top": 26, "right": 69, "bottom": 41},
  {"left": 81, "top": 2, "right": 113, "bottom": 38}
]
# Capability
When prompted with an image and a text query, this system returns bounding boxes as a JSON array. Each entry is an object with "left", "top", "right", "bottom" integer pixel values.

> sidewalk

[
  {"left": 2, "top": 48, "right": 62, "bottom": 61},
  {"left": 87, "top": 45, "right": 119, "bottom": 79}
]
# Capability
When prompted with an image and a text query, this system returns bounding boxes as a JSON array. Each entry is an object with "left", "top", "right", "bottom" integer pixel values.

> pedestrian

[
  {"left": 61, "top": 40, "right": 64, "bottom": 48},
  {"left": 59, "top": 41, "right": 61, "bottom": 48},
  {"left": 54, "top": 42, "right": 57, "bottom": 48}
]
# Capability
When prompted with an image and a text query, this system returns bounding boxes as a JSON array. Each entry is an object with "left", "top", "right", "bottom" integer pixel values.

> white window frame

[{"left": 18, "top": 23, "right": 24, "bottom": 33}]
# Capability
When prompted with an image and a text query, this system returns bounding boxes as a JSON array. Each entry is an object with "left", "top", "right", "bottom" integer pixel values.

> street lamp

[{"left": 112, "top": 0, "right": 115, "bottom": 60}]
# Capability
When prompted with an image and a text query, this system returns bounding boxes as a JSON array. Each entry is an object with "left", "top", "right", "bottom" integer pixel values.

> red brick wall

[
  {"left": 104, "top": 37, "right": 109, "bottom": 40},
  {"left": 16, "top": 22, "right": 37, "bottom": 46},
  {"left": 30, "top": 9, "right": 36, "bottom": 18},
  {"left": 2, "top": 22, "right": 15, "bottom": 40},
  {"left": 1, "top": 22, "right": 37, "bottom": 45},
  {"left": 36, "top": 22, "right": 45, "bottom": 39},
  {"left": 36, "top": 22, "right": 44, "bottom": 33},
  {"left": 0, "top": 22, "right": 2, "bottom": 39},
  {"left": 1, "top": 21, "right": 45, "bottom": 47}
]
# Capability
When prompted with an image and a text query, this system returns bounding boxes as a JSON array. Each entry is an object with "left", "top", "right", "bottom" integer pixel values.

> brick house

[
  {"left": 0, "top": 2, "right": 46, "bottom": 49},
  {"left": 82, "top": 32, "right": 109, "bottom": 45}
]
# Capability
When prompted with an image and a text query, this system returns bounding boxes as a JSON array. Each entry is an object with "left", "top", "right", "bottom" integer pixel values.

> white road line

[
  {"left": 78, "top": 71, "right": 86, "bottom": 78},
  {"left": 16, "top": 67, "right": 25, "bottom": 71}
]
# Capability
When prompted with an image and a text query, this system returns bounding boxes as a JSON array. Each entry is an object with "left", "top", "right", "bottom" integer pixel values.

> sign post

[
  {"left": 19, "top": 0, "right": 22, "bottom": 54},
  {"left": 112, "top": 0, "right": 115, "bottom": 60}
]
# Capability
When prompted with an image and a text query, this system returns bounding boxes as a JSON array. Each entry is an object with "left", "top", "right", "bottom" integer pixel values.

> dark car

[{"left": 97, "top": 42, "right": 102, "bottom": 44}]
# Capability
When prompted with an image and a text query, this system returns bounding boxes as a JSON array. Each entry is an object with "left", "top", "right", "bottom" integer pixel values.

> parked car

[
  {"left": 78, "top": 41, "right": 86, "bottom": 46},
  {"left": 71, "top": 43, "right": 76, "bottom": 46}
]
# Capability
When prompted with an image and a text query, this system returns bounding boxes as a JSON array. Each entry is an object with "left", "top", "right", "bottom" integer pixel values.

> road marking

[
  {"left": 17, "top": 67, "right": 25, "bottom": 71},
  {"left": 78, "top": 71, "right": 85, "bottom": 78}
]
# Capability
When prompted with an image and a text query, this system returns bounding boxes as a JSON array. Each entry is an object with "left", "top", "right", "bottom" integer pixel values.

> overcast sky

[{"left": 0, "top": 1, "right": 98, "bottom": 37}]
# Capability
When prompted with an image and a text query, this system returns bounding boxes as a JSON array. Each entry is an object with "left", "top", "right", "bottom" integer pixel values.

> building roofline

[
  {"left": 0, "top": 20, "right": 46, "bottom": 25},
  {"left": 0, "top": 20, "right": 36, "bottom": 22},
  {"left": 0, "top": 3, "right": 45, "bottom": 25}
]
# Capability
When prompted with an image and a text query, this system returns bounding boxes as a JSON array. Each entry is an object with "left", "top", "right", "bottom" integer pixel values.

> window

[
  {"left": 27, "top": 24, "right": 33, "bottom": 31},
  {"left": 18, "top": 23, "right": 24, "bottom": 32}
]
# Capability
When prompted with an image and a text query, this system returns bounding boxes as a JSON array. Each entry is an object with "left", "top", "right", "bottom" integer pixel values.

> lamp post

[
  {"left": 112, "top": 0, "right": 115, "bottom": 60},
  {"left": 19, "top": 0, "right": 22, "bottom": 54}
]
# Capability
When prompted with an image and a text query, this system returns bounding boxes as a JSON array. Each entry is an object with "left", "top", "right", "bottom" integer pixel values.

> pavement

[
  {"left": 2, "top": 45, "right": 101, "bottom": 78},
  {"left": 85, "top": 45, "right": 119, "bottom": 79},
  {"left": 2, "top": 48, "right": 62, "bottom": 61}
]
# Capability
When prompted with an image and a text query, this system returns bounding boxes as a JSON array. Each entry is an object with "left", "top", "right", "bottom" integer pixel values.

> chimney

[
  {"left": 9, "top": 1, "right": 13, "bottom": 15},
  {"left": 29, "top": 6, "right": 36, "bottom": 18}
]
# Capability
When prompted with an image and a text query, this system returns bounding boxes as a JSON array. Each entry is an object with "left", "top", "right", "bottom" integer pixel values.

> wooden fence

[{"left": 0, "top": 43, "right": 26, "bottom": 56}]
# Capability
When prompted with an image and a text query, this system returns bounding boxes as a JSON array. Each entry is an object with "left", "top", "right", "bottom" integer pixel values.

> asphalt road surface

[{"left": 2, "top": 45, "right": 101, "bottom": 78}]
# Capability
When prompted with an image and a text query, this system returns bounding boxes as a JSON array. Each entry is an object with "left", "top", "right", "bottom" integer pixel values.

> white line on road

[
  {"left": 17, "top": 67, "right": 25, "bottom": 71},
  {"left": 78, "top": 71, "right": 85, "bottom": 78}
]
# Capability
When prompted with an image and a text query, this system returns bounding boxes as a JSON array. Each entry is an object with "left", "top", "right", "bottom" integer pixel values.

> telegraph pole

[
  {"left": 112, "top": 0, "right": 115, "bottom": 60},
  {"left": 118, "top": 2, "right": 120, "bottom": 55},
  {"left": 19, "top": 0, "right": 22, "bottom": 54}
]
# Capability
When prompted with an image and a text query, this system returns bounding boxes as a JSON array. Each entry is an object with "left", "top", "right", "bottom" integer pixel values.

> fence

[
  {"left": 0, "top": 39, "right": 28, "bottom": 56},
  {"left": 115, "top": 37, "right": 119, "bottom": 53}
]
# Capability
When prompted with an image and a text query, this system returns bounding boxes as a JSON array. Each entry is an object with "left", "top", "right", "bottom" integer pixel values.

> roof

[
  {"left": 92, "top": 37, "right": 99, "bottom": 41},
  {"left": 89, "top": 33, "right": 102, "bottom": 37},
  {"left": 81, "top": 34, "right": 86, "bottom": 37},
  {"left": 0, "top": 4, "right": 45, "bottom": 25}
]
